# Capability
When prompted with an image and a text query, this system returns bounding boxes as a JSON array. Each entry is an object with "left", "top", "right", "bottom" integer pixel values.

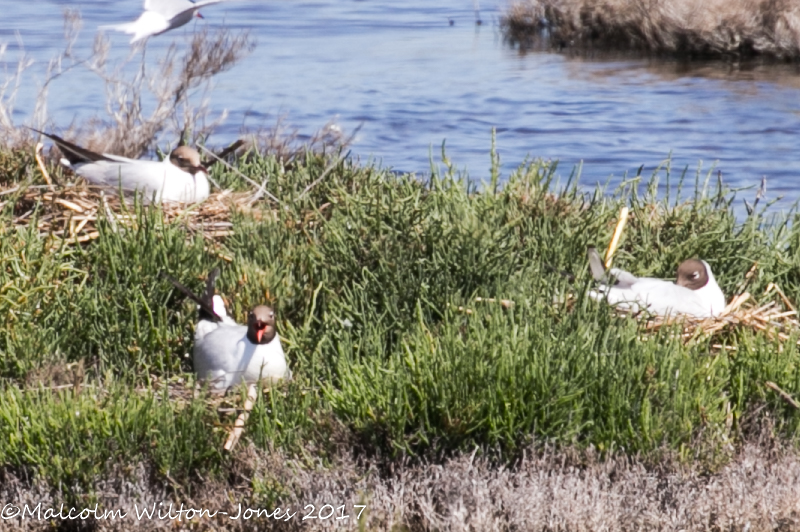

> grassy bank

[
  {"left": 1, "top": 143, "right": 800, "bottom": 529},
  {"left": 502, "top": 0, "right": 800, "bottom": 60}
]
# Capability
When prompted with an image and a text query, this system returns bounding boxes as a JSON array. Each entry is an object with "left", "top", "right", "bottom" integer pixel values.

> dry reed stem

[
  {"left": 765, "top": 381, "right": 800, "bottom": 410},
  {"left": 33, "top": 143, "right": 53, "bottom": 187},
  {"left": 604, "top": 206, "right": 628, "bottom": 268},
  {"left": 224, "top": 383, "right": 258, "bottom": 452}
]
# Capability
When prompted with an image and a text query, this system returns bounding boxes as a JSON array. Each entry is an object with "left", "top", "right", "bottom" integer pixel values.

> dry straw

[{"left": 601, "top": 208, "right": 800, "bottom": 352}]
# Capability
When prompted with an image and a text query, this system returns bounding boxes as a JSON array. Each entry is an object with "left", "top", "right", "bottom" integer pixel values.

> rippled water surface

[{"left": 5, "top": 0, "right": 800, "bottom": 208}]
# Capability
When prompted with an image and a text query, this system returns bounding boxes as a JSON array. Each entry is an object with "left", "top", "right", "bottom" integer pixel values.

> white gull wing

[
  {"left": 195, "top": 295, "right": 238, "bottom": 342},
  {"left": 145, "top": 0, "right": 228, "bottom": 19},
  {"left": 590, "top": 277, "right": 722, "bottom": 318},
  {"left": 104, "top": 0, "right": 230, "bottom": 43},
  {"left": 64, "top": 157, "right": 209, "bottom": 204},
  {"left": 194, "top": 327, "right": 289, "bottom": 391},
  {"left": 100, "top": 11, "right": 171, "bottom": 43}
]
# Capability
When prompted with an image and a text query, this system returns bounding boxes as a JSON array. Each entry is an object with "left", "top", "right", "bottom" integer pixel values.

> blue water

[{"left": 4, "top": 0, "right": 800, "bottom": 209}]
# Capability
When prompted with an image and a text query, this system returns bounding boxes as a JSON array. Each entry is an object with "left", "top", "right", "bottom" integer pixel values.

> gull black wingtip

[
  {"left": 160, "top": 269, "right": 223, "bottom": 323},
  {"left": 203, "top": 139, "right": 246, "bottom": 168},
  {"left": 29, "top": 127, "right": 114, "bottom": 164}
]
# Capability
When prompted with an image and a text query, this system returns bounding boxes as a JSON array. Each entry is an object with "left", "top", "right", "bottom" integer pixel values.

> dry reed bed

[
  {"left": 1, "top": 179, "right": 272, "bottom": 260},
  {"left": 502, "top": 0, "right": 800, "bottom": 59},
  {"left": 2, "top": 440, "right": 800, "bottom": 531}
]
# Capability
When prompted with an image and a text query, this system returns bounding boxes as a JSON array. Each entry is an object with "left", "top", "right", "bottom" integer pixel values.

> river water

[{"left": 4, "top": 0, "right": 800, "bottom": 210}]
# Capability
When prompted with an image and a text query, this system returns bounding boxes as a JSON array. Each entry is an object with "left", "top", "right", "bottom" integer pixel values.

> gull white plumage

[
  {"left": 100, "top": 0, "right": 229, "bottom": 44},
  {"left": 35, "top": 130, "right": 209, "bottom": 204},
  {"left": 587, "top": 247, "right": 726, "bottom": 318},
  {"left": 164, "top": 269, "right": 291, "bottom": 392}
]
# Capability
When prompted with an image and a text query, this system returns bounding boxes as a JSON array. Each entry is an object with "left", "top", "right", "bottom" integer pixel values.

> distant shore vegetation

[{"left": 502, "top": 0, "right": 800, "bottom": 60}]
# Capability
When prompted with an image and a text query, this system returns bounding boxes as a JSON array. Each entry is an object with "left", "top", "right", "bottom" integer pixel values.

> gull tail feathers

[{"left": 98, "top": 22, "right": 138, "bottom": 34}]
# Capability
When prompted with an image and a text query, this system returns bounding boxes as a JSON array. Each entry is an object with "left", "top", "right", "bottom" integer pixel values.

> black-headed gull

[
  {"left": 100, "top": 0, "right": 229, "bottom": 44},
  {"left": 35, "top": 130, "right": 210, "bottom": 204},
  {"left": 194, "top": 303, "right": 291, "bottom": 392},
  {"left": 163, "top": 269, "right": 291, "bottom": 392},
  {"left": 587, "top": 247, "right": 726, "bottom": 318}
]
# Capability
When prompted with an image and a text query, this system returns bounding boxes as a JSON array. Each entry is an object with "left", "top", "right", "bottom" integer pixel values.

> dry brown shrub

[{"left": 503, "top": 0, "right": 800, "bottom": 59}]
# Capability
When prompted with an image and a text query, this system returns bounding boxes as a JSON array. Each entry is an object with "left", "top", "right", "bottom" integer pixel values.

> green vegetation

[{"left": 1, "top": 142, "right": 799, "bottom": 505}]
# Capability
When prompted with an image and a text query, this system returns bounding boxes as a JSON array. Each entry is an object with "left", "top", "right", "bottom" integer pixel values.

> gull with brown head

[
  {"left": 587, "top": 247, "right": 726, "bottom": 318},
  {"left": 34, "top": 129, "right": 210, "bottom": 204},
  {"left": 164, "top": 269, "right": 291, "bottom": 392}
]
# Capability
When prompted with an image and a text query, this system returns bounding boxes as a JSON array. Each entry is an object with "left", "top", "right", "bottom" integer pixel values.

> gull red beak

[{"left": 195, "top": 11, "right": 204, "bottom": 19}]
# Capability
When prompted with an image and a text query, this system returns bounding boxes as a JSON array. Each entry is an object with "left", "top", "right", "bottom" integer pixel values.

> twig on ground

[
  {"left": 197, "top": 144, "right": 280, "bottom": 204},
  {"left": 766, "top": 381, "right": 800, "bottom": 410}
]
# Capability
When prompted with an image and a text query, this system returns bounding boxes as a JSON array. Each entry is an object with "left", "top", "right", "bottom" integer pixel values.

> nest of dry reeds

[
  {"left": 641, "top": 281, "right": 800, "bottom": 349},
  {"left": 597, "top": 209, "right": 800, "bottom": 351},
  {"left": 1, "top": 145, "right": 277, "bottom": 263}
]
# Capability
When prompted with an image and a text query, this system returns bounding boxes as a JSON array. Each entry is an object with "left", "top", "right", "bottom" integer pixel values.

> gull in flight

[{"left": 100, "top": 0, "right": 230, "bottom": 44}]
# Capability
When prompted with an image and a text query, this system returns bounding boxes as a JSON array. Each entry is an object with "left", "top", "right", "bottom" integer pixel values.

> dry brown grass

[
  {"left": 502, "top": 0, "right": 800, "bottom": 59},
  {"left": 2, "top": 435, "right": 800, "bottom": 531},
  {"left": 0, "top": 11, "right": 253, "bottom": 157}
]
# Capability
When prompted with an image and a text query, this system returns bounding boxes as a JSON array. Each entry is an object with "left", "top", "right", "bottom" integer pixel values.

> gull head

[
  {"left": 169, "top": 146, "right": 207, "bottom": 176},
  {"left": 247, "top": 306, "right": 277, "bottom": 345},
  {"left": 676, "top": 259, "right": 710, "bottom": 290}
]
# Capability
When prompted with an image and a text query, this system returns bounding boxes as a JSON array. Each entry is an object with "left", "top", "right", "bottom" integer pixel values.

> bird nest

[
  {"left": 637, "top": 282, "right": 800, "bottom": 349},
  {"left": 1, "top": 141, "right": 278, "bottom": 250},
  {"left": 0, "top": 156, "right": 283, "bottom": 269}
]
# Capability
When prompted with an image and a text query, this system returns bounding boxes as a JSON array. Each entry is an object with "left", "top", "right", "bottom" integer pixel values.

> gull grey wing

[
  {"left": 588, "top": 246, "right": 639, "bottom": 287},
  {"left": 587, "top": 247, "right": 606, "bottom": 281},
  {"left": 80, "top": 158, "right": 168, "bottom": 192},
  {"left": 192, "top": 0, "right": 230, "bottom": 8},
  {"left": 157, "top": 0, "right": 228, "bottom": 19},
  {"left": 31, "top": 128, "right": 114, "bottom": 165},
  {"left": 607, "top": 268, "right": 639, "bottom": 288},
  {"left": 145, "top": 0, "right": 193, "bottom": 18}
]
